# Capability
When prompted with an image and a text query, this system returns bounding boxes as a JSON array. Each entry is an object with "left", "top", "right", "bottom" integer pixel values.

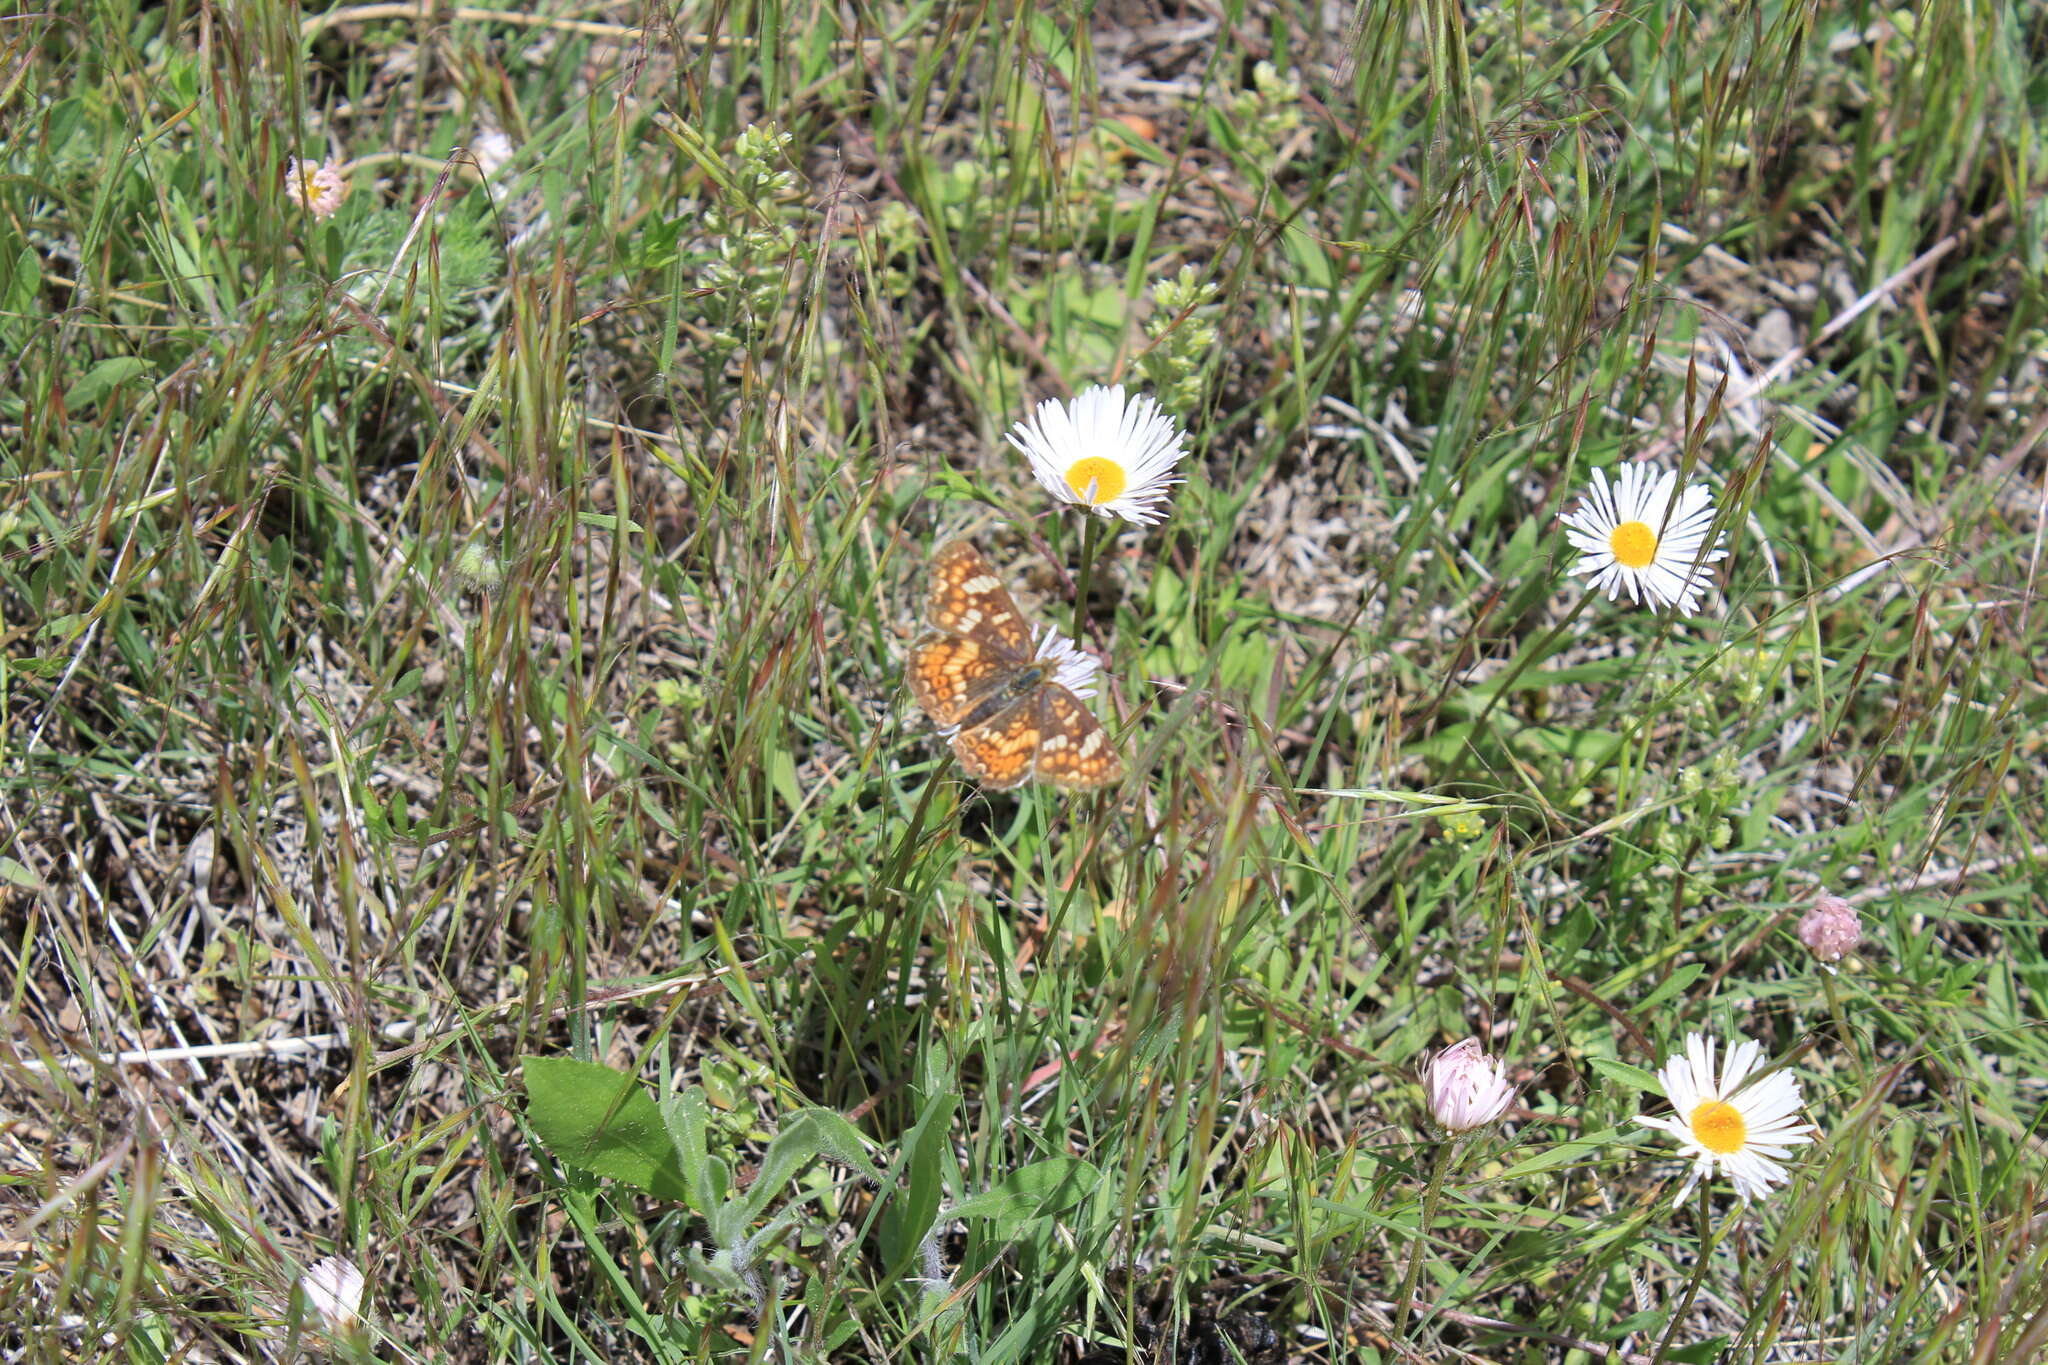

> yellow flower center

[
  {"left": 1688, "top": 1099, "right": 1748, "bottom": 1155},
  {"left": 1608, "top": 520, "right": 1658, "bottom": 569},
  {"left": 1065, "top": 457, "right": 1128, "bottom": 505}
]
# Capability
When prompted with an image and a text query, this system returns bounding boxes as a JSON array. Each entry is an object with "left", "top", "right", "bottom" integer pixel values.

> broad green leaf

[
  {"left": 522, "top": 1056, "right": 690, "bottom": 1203},
  {"left": 880, "top": 1092, "right": 960, "bottom": 1275},
  {"left": 791, "top": 1106, "right": 884, "bottom": 1183},
  {"left": 1635, "top": 962, "right": 1704, "bottom": 1012},
  {"left": 0, "top": 247, "right": 39, "bottom": 316},
  {"left": 62, "top": 356, "right": 151, "bottom": 410},
  {"left": 743, "top": 1108, "right": 879, "bottom": 1221},
  {"left": 659, "top": 1085, "right": 714, "bottom": 1209}
]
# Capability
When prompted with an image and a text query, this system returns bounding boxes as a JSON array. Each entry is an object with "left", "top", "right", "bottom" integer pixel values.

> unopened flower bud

[
  {"left": 298, "top": 1255, "right": 365, "bottom": 1335},
  {"left": 1425, "top": 1038, "right": 1515, "bottom": 1135},
  {"left": 1798, "top": 892, "right": 1861, "bottom": 965}
]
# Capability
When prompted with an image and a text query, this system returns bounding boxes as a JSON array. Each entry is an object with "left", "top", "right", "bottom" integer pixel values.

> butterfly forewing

[{"left": 924, "top": 540, "right": 1034, "bottom": 657}]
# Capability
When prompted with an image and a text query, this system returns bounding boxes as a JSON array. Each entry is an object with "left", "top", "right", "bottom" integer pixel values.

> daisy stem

[
  {"left": 1649, "top": 1184, "right": 1723, "bottom": 1365},
  {"left": 1391, "top": 1139, "right": 1455, "bottom": 1344},
  {"left": 1071, "top": 514, "right": 1103, "bottom": 643}
]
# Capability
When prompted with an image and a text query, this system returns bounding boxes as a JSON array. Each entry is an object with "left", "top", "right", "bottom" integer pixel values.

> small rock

[{"left": 1753, "top": 308, "right": 1797, "bottom": 358}]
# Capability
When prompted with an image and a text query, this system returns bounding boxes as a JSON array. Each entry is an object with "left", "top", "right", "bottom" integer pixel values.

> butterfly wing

[
  {"left": 925, "top": 540, "right": 1034, "bottom": 657},
  {"left": 1029, "top": 686, "right": 1123, "bottom": 789},
  {"left": 908, "top": 633, "right": 1020, "bottom": 729},
  {"left": 948, "top": 697, "right": 1042, "bottom": 790}
]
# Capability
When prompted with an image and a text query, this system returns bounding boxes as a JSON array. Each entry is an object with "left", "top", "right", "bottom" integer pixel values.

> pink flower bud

[
  {"left": 1798, "top": 892, "right": 1861, "bottom": 964},
  {"left": 284, "top": 157, "right": 348, "bottom": 220},
  {"left": 1425, "top": 1038, "right": 1515, "bottom": 1135}
]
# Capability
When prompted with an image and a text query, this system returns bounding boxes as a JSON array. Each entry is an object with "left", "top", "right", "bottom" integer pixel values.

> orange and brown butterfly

[{"left": 905, "top": 539, "right": 1124, "bottom": 791}]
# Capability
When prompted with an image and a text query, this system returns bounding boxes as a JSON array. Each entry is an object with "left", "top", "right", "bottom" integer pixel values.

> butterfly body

[
  {"left": 952, "top": 662, "right": 1048, "bottom": 733},
  {"left": 906, "top": 540, "right": 1123, "bottom": 791}
]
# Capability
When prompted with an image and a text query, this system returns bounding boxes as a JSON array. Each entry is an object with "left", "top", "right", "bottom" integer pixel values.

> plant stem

[
  {"left": 1391, "top": 1140, "right": 1455, "bottom": 1345},
  {"left": 1821, "top": 966, "right": 1857, "bottom": 1064},
  {"left": 1071, "top": 514, "right": 1104, "bottom": 644},
  {"left": 1649, "top": 1183, "right": 1722, "bottom": 1365}
]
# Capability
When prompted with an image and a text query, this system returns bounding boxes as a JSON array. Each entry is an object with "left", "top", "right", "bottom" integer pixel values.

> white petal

[
  {"left": 1685, "top": 1034, "right": 1718, "bottom": 1099},
  {"left": 1032, "top": 627, "right": 1101, "bottom": 697},
  {"left": 1659, "top": 1054, "right": 1698, "bottom": 1111},
  {"left": 1720, "top": 1037, "right": 1763, "bottom": 1092}
]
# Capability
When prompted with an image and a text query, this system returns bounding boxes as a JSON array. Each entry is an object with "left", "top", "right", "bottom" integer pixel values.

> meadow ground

[{"left": 3, "top": 1, "right": 2047, "bottom": 1361}]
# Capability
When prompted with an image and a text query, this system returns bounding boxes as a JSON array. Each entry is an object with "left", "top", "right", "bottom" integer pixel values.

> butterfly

[{"left": 905, "top": 540, "right": 1124, "bottom": 790}]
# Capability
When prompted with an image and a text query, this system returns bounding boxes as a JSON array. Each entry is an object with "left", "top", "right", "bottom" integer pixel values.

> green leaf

[
  {"left": 880, "top": 1092, "right": 959, "bottom": 1275},
  {"left": 522, "top": 1056, "right": 690, "bottom": 1203},
  {"left": 948, "top": 1157, "right": 1097, "bottom": 1236},
  {"left": 0, "top": 246, "right": 40, "bottom": 316},
  {"left": 741, "top": 1107, "right": 880, "bottom": 1222},
  {"left": 788, "top": 1107, "right": 885, "bottom": 1183},
  {"left": 659, "top": 1085, "right": 717, "bottom": 1210},
  {"left": 1585, "top": 1057, "right": 1662, "bottom": 1096},
  {"left": 1635, "top": 962, "right": 1703, "bottom": 1012},
  {"left": 1496, "top": 1133, "right": 1619, "bottom": 1181},
  {"left": 1279, "top": 221, "right": 1334, "bottom": 290},
  {"left": 769, "top": 746, "right": 801, "bottom": 817},
  {"left": 62, "top": 356, "right": 152, "bottom": 410},
  {"left": 44, "top": 97, "right": 87, "bottom": 152}
]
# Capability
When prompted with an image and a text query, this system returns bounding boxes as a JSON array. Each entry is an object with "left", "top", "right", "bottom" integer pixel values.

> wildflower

[
  {"left": 1029, "top": 626, "right": 1102, "bottom": 698},
  {"left": 1798, "top": 892, "right": 1861, "bottom": 965},
  {"left": 284, "top": 157, "right": 348, "bottom": 220},
  {"left": 298, "top": 1255, "right": 364, "bottom": 1333},
  {"left": 1561, "top": 463, "right": 1727, "bottom": 613},
  {"left": 1635, "top": 1032, "right": 1816, "bottom": 1203},
  {"left": 1425, "top": 1038, "right": 1515, "bottom": 1134},
  {"left": 452, "top": 541, "right": 503, "bottom": 594},
  {"left": 1007, "top": 384, "right": 1188, "bottom": 525}
]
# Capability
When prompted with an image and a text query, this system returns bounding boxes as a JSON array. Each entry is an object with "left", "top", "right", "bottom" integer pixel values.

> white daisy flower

[
  {"left": 1561, "top": 463, "right": 1727, "bottom": 613},
  {"left": 1006, "top": 384, "right": 1188, "bottom": 525},
  {"left": 1031, "top": 625, "right": 1101, "bottom": 698},
  {"left": 1635, "top": 1032, "right": 1817, "bottom": 1203}
]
